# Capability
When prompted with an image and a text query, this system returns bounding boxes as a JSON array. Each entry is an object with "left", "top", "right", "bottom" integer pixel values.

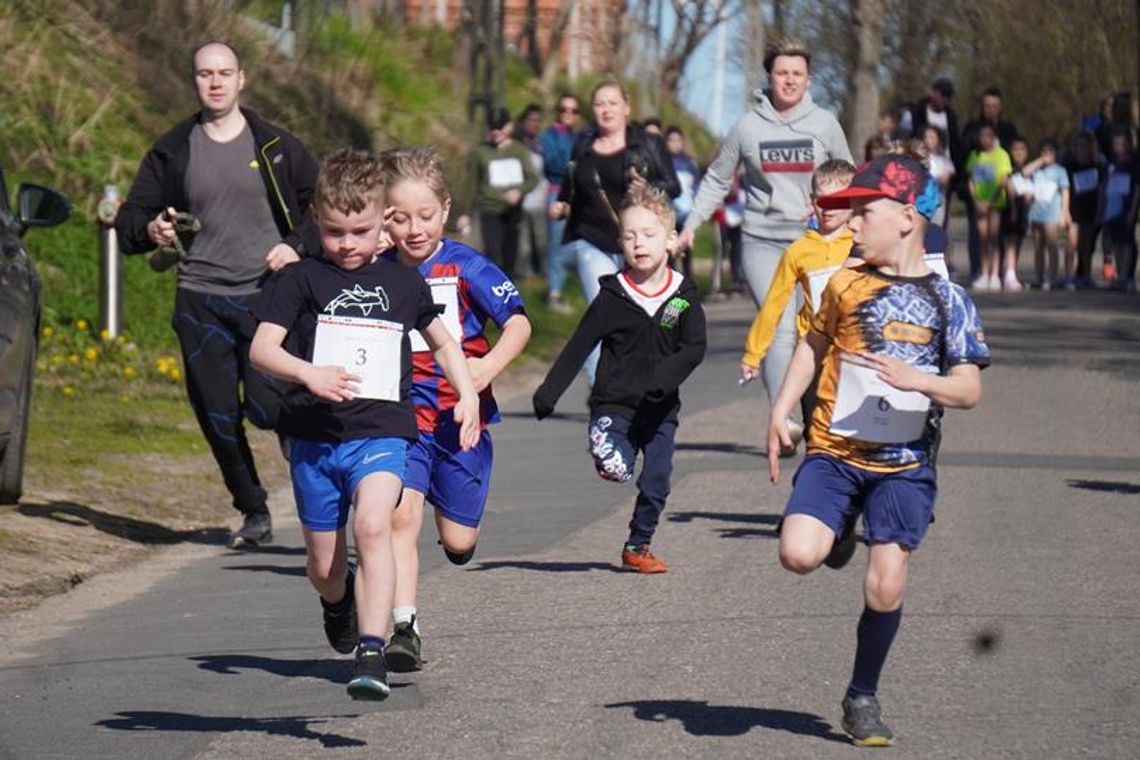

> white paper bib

[
  {"left": 806, "top": 265, "right": 842, "bottom": 314},
  {"left": 409, "top": 276, "right": 462, "bottom": 353},
  {"left": 829, "top": 357, "right": 934, "bottom": 443},
  {"left": 488, "top": 158, "right": 524, "bottom": 188},
  {"left": 312, "top": 314, "right": 403, "bottom": 401}
]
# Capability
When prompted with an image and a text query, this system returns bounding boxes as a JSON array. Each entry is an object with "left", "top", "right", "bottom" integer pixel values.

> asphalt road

[{"left": 1, "top": 279, "right": 1138, "bottom": 759}]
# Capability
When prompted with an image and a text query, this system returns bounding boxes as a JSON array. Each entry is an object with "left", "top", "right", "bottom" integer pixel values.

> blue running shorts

[
  {"left": 402, "top": 427, "right": 493, "bottom": 529},
  {"left": 784, "top": 454, "right": 937, "bottom": 550},
  {"left": 289, "top": 437, "right": 409, "bottom": 531}
]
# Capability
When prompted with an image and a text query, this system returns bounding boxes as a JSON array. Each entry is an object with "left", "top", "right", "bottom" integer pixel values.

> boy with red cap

[{"left": 767, "top": 152, "right": 990, "bottom": 746}]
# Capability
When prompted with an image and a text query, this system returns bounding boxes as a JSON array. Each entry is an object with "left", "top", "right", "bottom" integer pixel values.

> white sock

[{"left": 392, "top": 605, "right": 419, "bottom": 633}]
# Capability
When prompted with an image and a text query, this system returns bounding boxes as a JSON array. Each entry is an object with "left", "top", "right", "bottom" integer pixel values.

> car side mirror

[{"left": 16, "top": 183, "right": 72, "bottom": 234}]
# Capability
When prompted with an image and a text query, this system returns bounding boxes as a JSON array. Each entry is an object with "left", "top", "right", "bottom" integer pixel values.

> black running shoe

[
  {"left": 841, "top": 694, "right": 894, "bottom": 747},
  {"left": 347, "top": 645, "right": 390, "bottom": 701},
  {"left": 228, "top": 509, "right": 272, "bottom": 549},
  {"left": 385, "top": 617, "right": 423, "bottom": 673},
  {"left": 321, "top": 569, "right": 357, "bottom": 654},
  {"left": 824, "top": 517, "right": 857, "bottom": 570}
]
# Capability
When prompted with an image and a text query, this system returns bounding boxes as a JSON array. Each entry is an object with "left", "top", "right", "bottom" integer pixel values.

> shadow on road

[
  {"left": 470, "top": 560, "right": 623, "bottom": 574},
  {"left": 675, "top": 442, "right": 764, "bottom": 457},
  {"left": 221, "top": 564, "right": 308, "bottom": 577},
  {"left": 189, "top": 654, "right": 348, "bottom": 683},
  {"left": 225, "top": 544, "right": 310, "bottom": 557},
  {"left": 16, "top": 501, "right": 229, "bottom": 546},
  {"left": 499, "top": 410, "right": 589, "bottom": 424},
  {"left": 95, "top": 710, "right": 366, "bottom": 748},
  {"left": 604, "top": 699, "right": 847, "bottom": 742},
  {"left": 669, "top": 510, "right": 780, "bottom": 540},
  {"left": 1066, "top": 478, "right": 1140, "bottom": 495}
]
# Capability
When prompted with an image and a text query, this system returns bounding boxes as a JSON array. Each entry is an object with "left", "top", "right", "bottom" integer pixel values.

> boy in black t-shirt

[{"left": 251, "top": 150, "right": 479, "bottom": 700}]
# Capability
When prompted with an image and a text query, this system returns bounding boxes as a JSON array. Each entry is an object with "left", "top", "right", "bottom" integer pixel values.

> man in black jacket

[{"left": 116, "top": 41, "right": 319, "bottom": 548}]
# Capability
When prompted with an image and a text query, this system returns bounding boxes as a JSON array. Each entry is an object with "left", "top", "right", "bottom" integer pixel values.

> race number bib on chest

[
  {"left": 830, "top": 357, "right": 934, "bottom": 444},
  {"left": 409, "top": 276, "right": 462, "bottom": 352},
  {"left": 488, "top": 158, "right": 525, "bottom": 188},
  {"left": 807, "top": 265, "right": 842, "bottom": 314},
  {"left": 312, "top": 315, "right": 403, "bottom": 401}
]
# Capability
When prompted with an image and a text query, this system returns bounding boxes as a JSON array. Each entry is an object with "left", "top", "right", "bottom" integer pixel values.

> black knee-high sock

[{"left": 847, "top": 606, "right": 902, "bottom": 699}]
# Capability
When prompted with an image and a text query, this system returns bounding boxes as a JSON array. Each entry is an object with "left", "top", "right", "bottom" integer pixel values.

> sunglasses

[{"left": 558, "top": 106, "right": 579, "bottom": 114}]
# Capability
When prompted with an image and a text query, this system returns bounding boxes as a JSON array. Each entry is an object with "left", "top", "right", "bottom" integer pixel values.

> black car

[{"left": 0, "top": 165, "right": 72, "bottom": 503}]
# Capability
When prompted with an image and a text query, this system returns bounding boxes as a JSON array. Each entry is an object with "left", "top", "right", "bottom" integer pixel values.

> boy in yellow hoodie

[{"left": 740, "top": 159, "right": 857, "bottom": 454}]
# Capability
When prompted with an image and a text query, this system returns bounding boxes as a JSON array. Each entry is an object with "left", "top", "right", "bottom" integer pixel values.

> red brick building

[{"left": 402, "top": 0, "right": 625, "bottom": 78}]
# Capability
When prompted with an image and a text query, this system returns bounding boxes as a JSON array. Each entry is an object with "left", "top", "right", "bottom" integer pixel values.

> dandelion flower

[
  {"left": 75, "top": 319, "right": 88, "bottom": 331},
  {"left": 62, "top": 386, "right": 75, "bottom": 397},
  {"left": 84, "top": 347, "right": 98, "bottom": 361},
  {"left": 42, "top": 326, "right": 54, "bottom": 338},
  {"left": 123, "top": 366, "right": 137, "bottom": 380}
]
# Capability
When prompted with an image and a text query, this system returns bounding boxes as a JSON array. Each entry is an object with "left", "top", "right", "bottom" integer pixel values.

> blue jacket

[{"left": 540, "top": 124, "right": 577, "bottom": 188}]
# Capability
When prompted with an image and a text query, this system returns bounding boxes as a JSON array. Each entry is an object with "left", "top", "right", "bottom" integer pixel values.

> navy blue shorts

[
  {"left": 289, "top": 437, "right": 409, "bottom": 531},
  {"left": 784, "top": 454, "right": 937, "bottom": 550},
  {"left": 403, "top": 427, "right": 493, "bottom": 529}
]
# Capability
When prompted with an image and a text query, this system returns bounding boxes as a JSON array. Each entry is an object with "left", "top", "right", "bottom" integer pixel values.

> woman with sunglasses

[
  {"left": 541, "top": 94, "right": 582, "bottom": 312},
  {"left": 549, "top": 80, "right": 680, "bottom": 382}
]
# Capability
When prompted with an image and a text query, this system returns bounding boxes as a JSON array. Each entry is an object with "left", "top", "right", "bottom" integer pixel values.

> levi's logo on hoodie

[{"left": 759, "top": 139, "right": 814, "bottom": 172}]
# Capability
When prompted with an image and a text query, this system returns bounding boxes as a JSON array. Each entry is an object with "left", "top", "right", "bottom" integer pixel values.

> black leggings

[
  {"left": 172, "top": 288, "right": 284, "bottom": 515},
  {"left": 480, "top": 206, "right": 524, "bottom": 278},
  {"left": 1075, "top": 221, "right": 1102, "bottom": 280}
]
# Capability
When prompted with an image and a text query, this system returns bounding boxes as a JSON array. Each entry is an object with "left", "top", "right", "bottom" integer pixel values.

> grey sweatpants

[{"left": 741, "top": 234, "right": 799, "bottom": 417}]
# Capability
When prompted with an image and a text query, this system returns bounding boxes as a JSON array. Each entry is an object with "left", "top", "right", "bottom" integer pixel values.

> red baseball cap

[{"left": 817, "top": 154, "right": 939, "bottom": 219}]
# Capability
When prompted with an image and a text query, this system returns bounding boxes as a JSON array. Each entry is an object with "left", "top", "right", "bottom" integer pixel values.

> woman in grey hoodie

[{"left": 678, "top": 39, "right": 851, "bottom": 452}]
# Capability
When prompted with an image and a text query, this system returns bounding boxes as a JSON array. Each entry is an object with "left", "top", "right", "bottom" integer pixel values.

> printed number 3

[{"left": 354, "top": 347, "right": 367, "bottom": 366}]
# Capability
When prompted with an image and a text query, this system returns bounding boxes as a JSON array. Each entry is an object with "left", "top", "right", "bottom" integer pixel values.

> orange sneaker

[
  {"left": 621, "top": 544, "right": 668, "bottom": 573},
  {"left": 1104, "top": 261, "right": 1117, "bottom": 283}
]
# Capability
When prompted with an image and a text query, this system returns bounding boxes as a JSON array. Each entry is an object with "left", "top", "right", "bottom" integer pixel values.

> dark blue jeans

[
  {"left": 173, "top": 289, "right": 285, "bottom": 515},
  {"left": 588, "top": 413, "right": 677, "bottom": 547}
]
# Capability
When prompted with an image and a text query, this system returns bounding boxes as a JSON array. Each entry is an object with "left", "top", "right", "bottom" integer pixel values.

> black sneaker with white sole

[
  {"left": 228, "top": 509, "right": 272, "bottom": 549},
  {"left": 347, "top": 645, "right": 390, "bottom": 701},
  {"left": 321, "top": 568, "right": 357, "bottom": 654},
  {"left": 385, "top": 618, "right": 423, "bottom": 673}
]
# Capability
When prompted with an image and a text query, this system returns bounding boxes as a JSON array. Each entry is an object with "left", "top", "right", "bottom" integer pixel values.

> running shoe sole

[
  {"left": 347, "top": 676, "right": 391, "bottom": 701},
  {"left": 384, "top": 647, "right": 422, "bottom": 673}
]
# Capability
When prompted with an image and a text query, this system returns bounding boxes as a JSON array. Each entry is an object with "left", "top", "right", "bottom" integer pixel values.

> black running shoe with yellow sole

[
  {"left": 841, "top": 694, "right": 894, "bottom": 747},
  {"left": 385, "top": 618, "right": 423, "bottom": 673},
  {"left": 347, "top": 646, "right": 390, "bottom": 701}
]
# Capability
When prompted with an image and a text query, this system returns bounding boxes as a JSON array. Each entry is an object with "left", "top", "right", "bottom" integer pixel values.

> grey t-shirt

[{"left": 182, "top": 123, "right": 281, "bottom": 295}]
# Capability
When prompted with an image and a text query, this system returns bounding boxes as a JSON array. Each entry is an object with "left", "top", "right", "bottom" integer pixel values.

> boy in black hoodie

[{"left": 533, "top": 187, "right": 706, "bottom": 573}]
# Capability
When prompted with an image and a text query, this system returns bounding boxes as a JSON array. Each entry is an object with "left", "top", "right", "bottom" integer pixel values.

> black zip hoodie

[
  {"left": 533, "top": 273, "right": 706, "bottom": 424},
  {"left": 116, "top": 107, "right": 319, "bottom": 258}
]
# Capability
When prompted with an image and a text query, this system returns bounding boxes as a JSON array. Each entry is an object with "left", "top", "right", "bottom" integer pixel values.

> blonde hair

[
  {"left": 314, "top": 148, "right": 384, "bottom": 214},
  {"left": 812, "top": 159, "right": 857, "bottom": 193},
  {"left": 591, "top": 78, "right": 630, "bottom": 105},
  {"left": 620, "top": 185, "right": 675, "bottom": 231},
  {"left": 379, "top": 146, "right": 451, "bottom": 204}
]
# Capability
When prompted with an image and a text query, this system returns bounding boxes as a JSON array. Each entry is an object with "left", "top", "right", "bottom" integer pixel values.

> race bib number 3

[
  {"left": 829, "top": 356, "right": 934, "bottom": 444},
  {"left": 312, "top": 315, "right": 403, "bottom": 401},
  {"left": 409, "top": 276, "right": 461, "bottom": 352}
]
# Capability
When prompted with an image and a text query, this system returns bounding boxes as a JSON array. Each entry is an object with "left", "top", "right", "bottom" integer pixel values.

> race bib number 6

[
  {"left": 829, "top": 355, "right": 935, "bottom": 444},
  {"left": 312, "top": 314, "right": 403, "bottom": 401}
]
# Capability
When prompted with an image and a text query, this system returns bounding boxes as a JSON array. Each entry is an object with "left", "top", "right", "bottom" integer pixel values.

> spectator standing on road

[
  {"left": 676, "top": 38, "right": 852, "bottom": 453},
  {"left": 1102, "top": 128, "right": 1140, "bottom": 291},
  {"left": 548, "top": 80, "right": 679, "bottom": 383},
  {"left": 458, "top": 108, "right": 538, "bottom": 280},
  {"left": 514, "top": 103, "right": 549, "bottom": 281},
  {"left": 768, "top": 153, "right": 989, "bottom": 747},
  {"left": 250, "top": 150, "right": 480, "bottom": 701},
  {"left": 540, "top": 94, "right": 582, "bottom": 313},
  {"left": 966, "top": 124, "right": 1012, "bottom": 291},
  {"left": 961, "top": 88, "right": 1021, "bottom": 281},
  {"left": 534, "top": 186, "right": 706, "bottom": 574},
  {"left": 1000, "top": 137, "right": 1032, "bottom": 292},
  {"left": 1022, "top": 139, "right": 1072, "bottom": 290},
  {"left": 1065, "top": 130, "right": 1106, "bottom": 288},
  {"left": 665, "top": 125, "right": 700, "bottom": 278},
  {"left": 116, "top": 41, "right": 319, "bottom": 549}
]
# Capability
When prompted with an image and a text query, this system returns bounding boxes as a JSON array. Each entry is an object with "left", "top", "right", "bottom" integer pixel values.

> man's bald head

[{"left": 191, "top": 41, "right": 241, "bottom": 76}]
